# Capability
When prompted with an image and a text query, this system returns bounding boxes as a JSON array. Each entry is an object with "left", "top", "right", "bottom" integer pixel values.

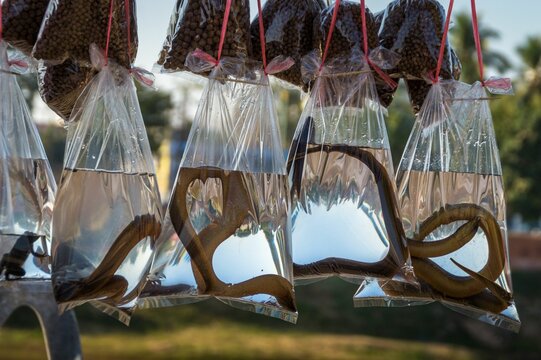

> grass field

[
  {"left": 0, "top": 324, "right": 477, "bottom": 360},
  {"left": 1, "top": 272, "right": 539, "bottom": 359}
]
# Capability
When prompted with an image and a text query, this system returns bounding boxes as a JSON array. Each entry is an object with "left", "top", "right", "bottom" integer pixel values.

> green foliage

[
  {"left": 16, "top": 73, "right": 39, "bottom": 110},
  {"left": 273, "top": 85, "right": 304, "bottom": 146},
  {"left": 491, "top": 35, "right": 541, "bottom": 222},
  {"left": 38, "top": 124, "right": 67, "bottom": 180},
  {"left": 503, "top": 89, "right": 541, "bottom": 221},
  {"left": 451, "top": 12, "right": 511, "bottom": 84},
  {"left": 136, "top": 84, "right": 173, "bottom": 156},
  {"left": 385, "top": 81, "right": 416, "bottom": 170},
  {"left": 517, "top": 36, "right": 541, "bottom": 70}
]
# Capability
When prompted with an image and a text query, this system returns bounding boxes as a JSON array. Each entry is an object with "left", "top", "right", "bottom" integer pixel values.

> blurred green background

[
  {"left": 1, "top": 273, "right": 540, "bottom": 359},
  {"left": 2, "top": 6, "right": 541, "bottom": 360}
]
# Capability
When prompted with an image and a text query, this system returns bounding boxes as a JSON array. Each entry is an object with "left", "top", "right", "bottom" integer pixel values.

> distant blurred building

[
  {"left": 155, "top": 138, "right": 172, "bottom": 201},
  {"left": 509, "top": 232, "right": 541, "bottom": 270},
  {"left": 509, "top": 214, "right": 541, "bottom": 232}
]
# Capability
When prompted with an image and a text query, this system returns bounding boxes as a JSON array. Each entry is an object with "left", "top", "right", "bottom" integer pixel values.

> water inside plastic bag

[
  {"left": 290, "top": 144, "right": 401, "bottom": 283},
  {"left": 146, "top": 166, "right": 296, "bottom": 319},
  {"left": 0, "top": 158, "right": 55, "bottom": 280},
  {"left": 52, "top": 169, "right": 161, "bottom": 311}
]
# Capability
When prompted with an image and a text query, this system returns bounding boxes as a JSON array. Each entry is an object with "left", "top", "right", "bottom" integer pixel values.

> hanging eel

[
  {"left": 288, "top": 117, "right": 511, "bottom": 312},
  {"left": 399, "top": 203, "right": 512, "bottom": 312},
  {"left": 288, "top": 144, "right": 410, "bottom": 278},
  {"left": 169, "top": 167, "right": 296, "bottom": 313},
  {"left": 286, "top": 116, "right": 410, "bottom": 279},
  {"left": 53, "top": 214, "right": 161, "bottom": 305},
  {"left": 408, "top": 204, "right": 508, "bottom": 299},
  {"left": 378, "top": 273, "right": 510, "bottom": 314},
  {"left": 290, "top": 143, "right": 511, "bottom": 310}
]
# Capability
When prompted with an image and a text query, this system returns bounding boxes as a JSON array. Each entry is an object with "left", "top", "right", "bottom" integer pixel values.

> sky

[{"left": 34, "top": 0, "right": 541, "bottom": 124}]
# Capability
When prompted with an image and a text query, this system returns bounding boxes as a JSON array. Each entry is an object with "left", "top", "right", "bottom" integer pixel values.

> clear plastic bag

[
  {"left": 156, "top": 0, "right": 252, "bottom": 74},
  {"left": 378, "top": 0, "right": 461, "bottom": 112},
  {"left": 51, "top": 45, "right": 162, "bottom": 324},
  {"left": 33, "top": 0, "right": 137, "bottom": 68},
  {"left": 288, "top": 50, "right": 412, "bottom": 285},
  {"left": 354, "top": 80, "right": 520, "bottom": 332},
  {"left": 0, "top": 40, "right": 56, "bottom": 282},
  {"left": 38, "top": 60, "right": 96, "bottom": 120},
  {"left": 250, "top": 0, "right": 324, "bottom": 89},
  {"left": 0, "top": 0, "right": 50, "bottom": 55},
  {"left": 138, "top": 54, "right": 297, "bottom": 323}
]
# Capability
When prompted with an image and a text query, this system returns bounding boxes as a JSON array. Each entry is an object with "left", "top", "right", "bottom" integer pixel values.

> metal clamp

[{"left": 0, "top": 280, "right": 82, "bottom": 360}]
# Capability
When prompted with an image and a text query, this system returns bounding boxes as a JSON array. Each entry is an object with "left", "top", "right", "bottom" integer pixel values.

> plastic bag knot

[{"left": 483, "top": 77, "right": 513, "bottom": 95}]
